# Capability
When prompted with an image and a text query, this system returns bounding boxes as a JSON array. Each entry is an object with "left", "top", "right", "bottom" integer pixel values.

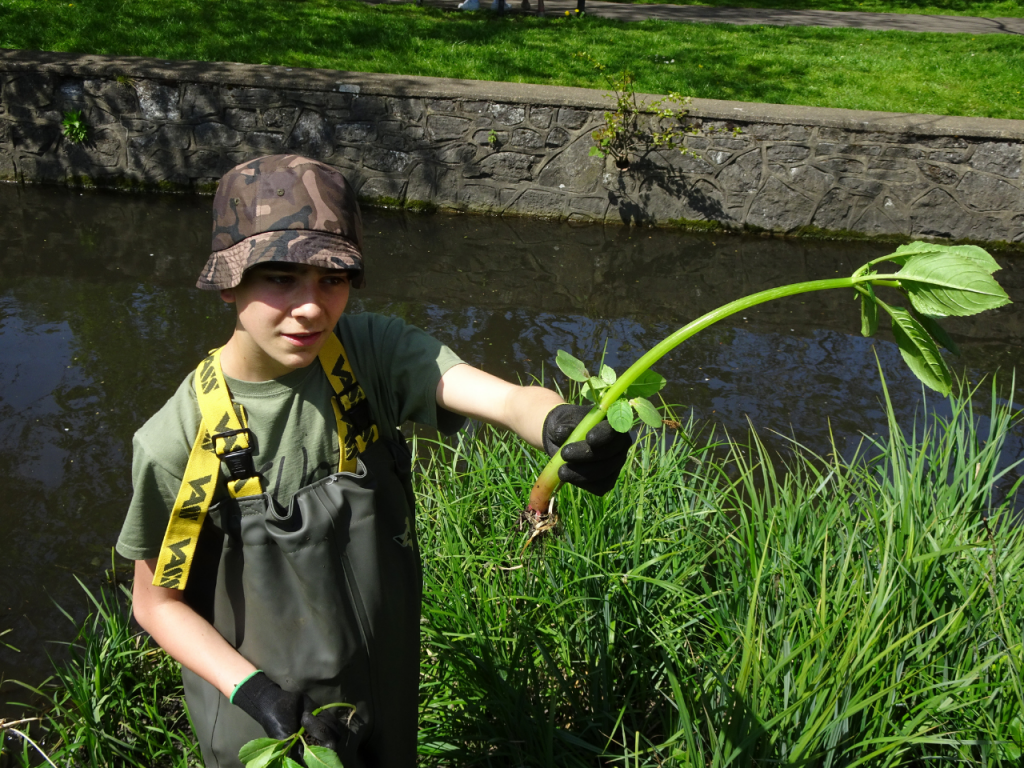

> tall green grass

[
  {"left": 6, "top": 386, "right": 1022, "bottom": 766},
  {"left": 416, "top": 383, "right": 1024, "bottom": 765},
  {"left": 2, "top": 583, "right": 199, "bottom": 768}
]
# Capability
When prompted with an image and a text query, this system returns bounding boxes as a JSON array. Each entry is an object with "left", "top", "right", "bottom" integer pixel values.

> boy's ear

[{"left": 220, "top": 288, "right": 237, "bottom": 304}]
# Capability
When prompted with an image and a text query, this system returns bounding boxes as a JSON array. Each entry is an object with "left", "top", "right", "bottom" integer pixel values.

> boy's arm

[
  {"left": 132, "top": 558, "right": 256, "bottom": 697},
  {"left": 435, "top": 363, "right": 563, "bottom": 448}
]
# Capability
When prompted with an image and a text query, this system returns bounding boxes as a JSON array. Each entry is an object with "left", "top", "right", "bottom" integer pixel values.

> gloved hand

[
  {"left": 231, "top": 671, "right": 345, "bottom": 762},
  {"left": 542, "top": 404, "right": 632, "bottom": 496}
]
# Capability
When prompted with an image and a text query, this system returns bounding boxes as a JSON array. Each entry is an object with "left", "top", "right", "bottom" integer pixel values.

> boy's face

[{"left": 219, "top": 262, "right": 351, "bottom": 381}]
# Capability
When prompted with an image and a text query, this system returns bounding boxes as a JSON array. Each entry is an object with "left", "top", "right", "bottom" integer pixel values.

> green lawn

[
  {"left": 1, "top": 0, "right": 1021, "bottom": 119},
  {"left": 603, "top": 0, "right": 1024, "bottom": 18}
]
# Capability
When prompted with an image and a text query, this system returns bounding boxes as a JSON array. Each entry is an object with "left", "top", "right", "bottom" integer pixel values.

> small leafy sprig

[
  {"left": 61, "top": 110, "right": 88, "bottom": 144},
  {"left": 555, "top": 350, "right": 666, "bottom": 432},
  {"left": 238, "top": 703, "right": 353, "bottom": 768},
  {"left": 524, "top": 242, "right": 1011, "bottom": 529}
]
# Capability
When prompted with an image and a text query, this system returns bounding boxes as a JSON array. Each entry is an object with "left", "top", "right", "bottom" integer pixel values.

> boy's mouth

[{"left": 281, "top": 330, "right": 324, "bottom": 348}]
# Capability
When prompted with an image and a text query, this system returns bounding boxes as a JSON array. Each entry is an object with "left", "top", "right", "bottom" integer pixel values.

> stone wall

[{"left": 2, "top": 48, "right": 1023, "bottom": 245}]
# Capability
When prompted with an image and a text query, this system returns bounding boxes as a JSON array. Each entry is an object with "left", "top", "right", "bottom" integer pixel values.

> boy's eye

[
  {"left": 323, "top": 275, "right": 350, "bottom": 287},
  {"left": 266, "top": 274, "right": 295, "bottom": 285}
]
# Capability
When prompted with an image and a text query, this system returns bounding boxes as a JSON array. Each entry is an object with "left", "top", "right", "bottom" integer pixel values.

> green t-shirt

[{"left": 116, "top": 312, "right": 464, "bottom": 561}]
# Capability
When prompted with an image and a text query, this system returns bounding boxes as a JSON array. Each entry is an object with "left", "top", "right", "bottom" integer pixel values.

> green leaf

[
  {"left": 587, "top": 376, "right": 607, "bottom": 392},
  {"left": 304, "top": 745, "right": 345, "bottom": 768},
  {"left": 860, "top": 289, "right": 878, "bottom": 337},
  {"left": 240, "top": 739, "right": 282, "bottom": 764},
  {"left": 624, "top": 370, "right": 667, "bottom": 398},
  {"left": 943, "top": 244, "right": 1002, "bottom": 274},
  {"left": 606, "top": 399, "right": 634, "bottom": 433},
  {"left": 581, "top": 379, "right": 604, "bottom": 403},
  {"left": 895, "top": 252, "right": 1011, "bottom": 317},
  {"left": 888, "top": 306, "right": 952, "bottom": 395},
  {"left": 631, "top": 397, "right": 662, "bottom": 428},
  {"left": 912, "top": 310, "right": 960, "bottom": 356},
  {"left": 282, "top": 759, "right": 303, "bottom": 768},
  {"left": 242, "top": 742, "right": 288, "bottom": 768},
  {"left": 556, "top": 349, "right": 589, "bottom": 383},
  {"left": 600, "top": 363, "right": 617, "bottom": 385}
]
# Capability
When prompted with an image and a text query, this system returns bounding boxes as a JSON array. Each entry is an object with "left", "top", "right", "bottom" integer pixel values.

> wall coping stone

[{"left": 3, "top": 47, "right": 1023, "bottom": 141}]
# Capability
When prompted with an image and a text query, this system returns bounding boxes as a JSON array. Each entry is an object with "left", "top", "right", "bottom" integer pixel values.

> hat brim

[{"left": 196, "top": 229, "right": 364, "bottom": 290}]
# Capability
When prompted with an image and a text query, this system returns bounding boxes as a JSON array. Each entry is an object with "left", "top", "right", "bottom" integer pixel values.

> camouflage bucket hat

[{"left": 197, "top": 154, "right": 365, "bottom": 290}]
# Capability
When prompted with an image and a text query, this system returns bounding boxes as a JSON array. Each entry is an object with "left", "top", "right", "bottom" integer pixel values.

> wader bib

[{"left": 154, "top": 336, "right": 421, "bottom": 768}]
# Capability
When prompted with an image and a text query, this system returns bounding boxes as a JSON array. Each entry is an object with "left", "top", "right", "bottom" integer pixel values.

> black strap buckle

[
  {"left": 335, "top": 390, "right": 375, "bottom": 435},
  {"left": 212, "top": 427, "right": 258, "bottom": 480}
]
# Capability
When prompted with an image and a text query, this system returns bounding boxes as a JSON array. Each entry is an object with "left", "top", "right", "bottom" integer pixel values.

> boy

[{"left": 116, "top": 154, "right": 630, "bottom": 768}]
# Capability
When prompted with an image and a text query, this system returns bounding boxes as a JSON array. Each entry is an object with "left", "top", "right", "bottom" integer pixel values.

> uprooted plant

[
  {"left": 238, "top": 704, "right": 354, "bottom": 768},
  {"left": 522, "top": 241, "right": 1012, "bottom": 544}
]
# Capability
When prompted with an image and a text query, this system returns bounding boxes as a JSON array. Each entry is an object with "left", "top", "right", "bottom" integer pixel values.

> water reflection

[{"left": 1, "top": 182, "right": 1021, "bottom": 698}]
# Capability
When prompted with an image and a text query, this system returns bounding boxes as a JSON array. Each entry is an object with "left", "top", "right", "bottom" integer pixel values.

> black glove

[
  {"left": 232, "top": 672, "right": 345, "bottom": 761},
  {"left": 542, "top": 404, "right": 632, "bottom": 496}
]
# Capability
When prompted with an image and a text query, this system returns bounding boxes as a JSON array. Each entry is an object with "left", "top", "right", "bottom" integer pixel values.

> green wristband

[{"left": 229, "top": 670, "right": 264, "bottom": 704}]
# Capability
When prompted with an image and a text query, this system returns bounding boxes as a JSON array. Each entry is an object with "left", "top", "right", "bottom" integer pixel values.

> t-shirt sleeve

[
  {"left": 340, "top": 313, "right": 466, "bottom": 436},
  {"left": 116, "top": 375, "right": 202, "bottom": 561}
]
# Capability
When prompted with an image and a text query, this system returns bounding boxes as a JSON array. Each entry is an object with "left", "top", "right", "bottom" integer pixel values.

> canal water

[{"left": 1, "top": 182, "right": 1022, "bottom": 702}]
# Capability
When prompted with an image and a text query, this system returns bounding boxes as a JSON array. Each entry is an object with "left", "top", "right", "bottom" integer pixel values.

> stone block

[
  {"left": 7, "top": 73, "right": 56, "bottom": 109},
  {"left": 929, "top": 150, "right": 966, "bottom": 164},
  {"left": 351, "top": 95, "right": 387, "bottom": 119},
  {"left": 5, "top": 105, "right": 61, "bottom": 122},
  {"left": 459, "top": 183, "right": 500, "bottom": 209},
  {"left": 556, "top": 107, "right": 589, "bottom": 129},
  {"left": 181, "top": 83, "right": 223, "bottom": 119},
  {"left": 186, "top": 149, "right": 233, "bottom": 177},
  {"left": 323, "top": 93, "right": 353, "bottom": 110},
  {"left": 957, "top": 171, "right": 1024, "bottom": 212},
  {"left": 406, "top": 162, "right": 436, "bottom": 202},
  {"left": 224, "top": 87, "right": 280, "bottom": 109},
  {"left": 427, "top": 115, "right": 472, "bottom": 142},
  {"left": 56, "top": 80, "right": 87, "bottom": 111},
  {"left": 364, "top": 147, "right": 413, "bottom": 174},
  {"left": 0, "top": 120, "right": 10, "bottom": 146},
  {"left": 918, "top": 136, "right": 969, "bottom": 149},
  {"left": 0, "top": 149, "right": 15, "bottom": 180},
  {"left": 510, "top": 128, "right": 544, "bottom": 149},
  {"left": 716, "top": 150, "right": 762, "bottom": 199},
  {"left": 747, "top": 123, "right": 810, "bottom": 142},
  {"left": 59, "top": 126, "right": 122, "bottom": 168},
  {"left": 225, "top": 109, "right": 258, "bottom": 131},
  {"left": 136, "top": 80, "right": 181, "bottom": 121},
  {"left": 529, "top": 106, "right": 553, "bottom": 129},
  {"left": 910, "top": 188, "right": 974, "bottom": 239},
  {"left": 814, "top": 157, "right": 865, "bottom": 175},
  {"left": 473, "top": 129, "right": 505, "bottom": 146},
  {"left": 881, "top": 146, "right": 925, "bottom": 160},
  {"left": 919, "top": 162, "right": 959, "bottom": 186},
  {"left": 480, "top": 151, "right": 535, "bottom": 181},
  {"left": 708, "top": 150, "right": 732, "bottom": 165},
  {"left": 545, "top": 127, "right": 569, "bottom": 148},
  {"left": 335, "top": 122, "right": 377, "bottom": 144},
  {"left": 195, "top": 122, "right": 242, "bottom": 148},
  {"left": 12, "top": 123, "right": 59, "bottom": 154},
  {"left": 404, "top": 126, "right": 425, "bottom": 141},
  {"left": 247, "top": 131, "right": 286, "bottom": 153},
  {"left": 359, "top": 176, "right": 407, "bottom": 202},
  {"left": 815, "top": 142, "right": 881, "bottom": 157},
  {"left": 490, "top": 103, "right": 526, "bottom": 126},
  {"left": 867, "top": 168, "right": 916, "bottom": 183},
  {"left": 509, "top": 189, "right": 565, "bottom": 216},
  {"left": 284, "top": 90, "right": 328, "bottom": 108},
  {"left": 569, "top": 195, "right": 609, "bottom": 216},
  {"left": 287, "top": 110, "right": 332, "bottom": 159},
  {"left": 837, "top": 177, "right": 884, "bottom": 196},
  {"left": 263, "top": 107, "right": 299, "bottom": 129},
  {"left": 536, "top": 136, "right": 603, "bottom": 192},
  {"left": 461, "top": 100, "right": 489, "bottom": 114},
  {"left": 969, "top": 141, "right": 1022, "bottom": 179},
  {"left": 388, "top": 97, "right": 424, "bottom": 122},
  {"left": 17, "top": 154, "right": 64, "bottom": 182},
  {"left": 766, "top": 145, "right": 810, "bottom": 163},
  {"left": 777, "top": 164, "right": 833, "bottom": 197},
  {"left": 438, "top": 144, "right": 477, "bottom": 165},
  {"left": 745, "top": 176, "right": 816, "bottom": 232},
  {"left": 711, "top": 137, "right": 750, "bottom": 151},
  {"left": 427, "top": 99, "right": 456, "bottom": 112},
  {"left": 84, "top": 79, "right": 139, "bottom": 115},
  {"left": 156, "top": 125, "right": 192, "bottom": 149},
  {"left": 852, "top": 198, "right": 908, "bottom": 236},
  {"left": 812, "top": 188, "right": 861, "bottom": 231}
]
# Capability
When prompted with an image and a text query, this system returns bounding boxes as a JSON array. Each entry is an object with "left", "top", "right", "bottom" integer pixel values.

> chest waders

[{"left": 152, "top": 335, "right": 422, "bottom": 768}]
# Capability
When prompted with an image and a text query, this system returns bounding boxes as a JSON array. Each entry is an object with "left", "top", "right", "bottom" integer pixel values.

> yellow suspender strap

[
  {"left": 152, "top": 335, "right": 378, "bottom": 590},
  {"left": 318, "top": 331, "right": 379, "bottom": 472},
  {"left": 151, "top": 348, "right": 262, "bottom": 589}
]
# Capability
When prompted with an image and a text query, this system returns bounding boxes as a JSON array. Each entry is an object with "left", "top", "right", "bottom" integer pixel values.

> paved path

[{"left": 388, "top": 0, "right": 1024, "bottom": 34}]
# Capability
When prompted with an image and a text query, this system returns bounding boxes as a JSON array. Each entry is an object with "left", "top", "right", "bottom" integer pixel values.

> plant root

[{"left": 519, "top": 497, "right": 559, "bottom": 554}]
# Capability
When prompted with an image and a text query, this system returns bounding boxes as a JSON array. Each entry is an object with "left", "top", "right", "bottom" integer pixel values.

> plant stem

[{"left": 527, "top": 277, "right": 857, "bottom": 514}]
